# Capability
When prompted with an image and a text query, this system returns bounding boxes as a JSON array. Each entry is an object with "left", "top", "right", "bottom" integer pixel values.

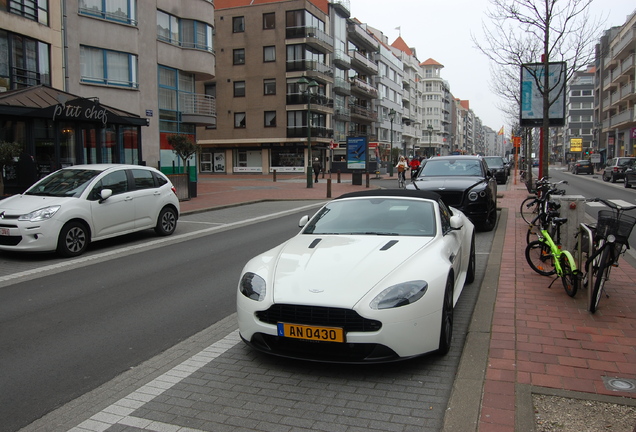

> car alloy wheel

[{"left": 57, "top": 221, "right": 89, "bottom": 257}]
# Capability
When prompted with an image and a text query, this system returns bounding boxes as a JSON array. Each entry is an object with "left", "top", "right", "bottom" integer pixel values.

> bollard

[
  {"left": 337, "top": 170, "right": 341, "bottom": 183},
  {"left": 273, "top": 169, "right": 277, "bottom": 182},
  {"left": 327, "top": 178, "right": 332, "bottom": 198},
  {"left": 366, "top": 172, "right": 370, "bottom": 188}
]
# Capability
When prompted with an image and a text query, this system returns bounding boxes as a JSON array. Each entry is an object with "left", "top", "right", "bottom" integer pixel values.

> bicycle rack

[{"left": 577, "top": 223, "right": 595, "bottom": 311}]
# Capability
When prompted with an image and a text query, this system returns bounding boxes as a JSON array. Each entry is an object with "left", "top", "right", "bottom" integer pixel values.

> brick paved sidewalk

[{"left": 479, "top": 183, "right": 636, "bottom": 431}]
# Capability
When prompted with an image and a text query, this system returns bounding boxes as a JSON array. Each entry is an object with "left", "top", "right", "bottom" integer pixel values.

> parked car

[
  {"left": 237, "top": 189, "right": 476, "bottom": 362},
  {"left": 603, "top": 157, "right": 636, "bottom": 183},
  {"left": 0, "top": 164, "right": 180, "bottom": 257},
  {"left": 623, "top": 159, "right": 636, "bottom": 188},
  {"left": 572, "top": 159, "right": 594, "bottom": 175},
  {"left": 483, "top": 156, "right": 508, "bottom": 184},
  {"left": 408, "top": 156, "right": 498, "bottom": 231}
]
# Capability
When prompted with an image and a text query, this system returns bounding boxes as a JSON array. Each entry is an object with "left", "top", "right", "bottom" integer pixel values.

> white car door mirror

[
  {"left": 99, "top": 189, "right": 113, "bottom": 203},
  {"left": 299, "top": 215, "right": 309, "bottom": 227},
  {"left": 450, "top": 215, "right": 464, "bottom": 230}
]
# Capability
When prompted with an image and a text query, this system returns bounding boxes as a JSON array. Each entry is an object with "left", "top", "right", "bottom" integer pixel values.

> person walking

[{"left": 312, "top": 158, "right": 322, "bottom": 183}]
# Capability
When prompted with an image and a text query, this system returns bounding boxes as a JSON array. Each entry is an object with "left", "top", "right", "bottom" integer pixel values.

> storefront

[{"left": 0, "top": 85, "right": 147, "bottom": 194}]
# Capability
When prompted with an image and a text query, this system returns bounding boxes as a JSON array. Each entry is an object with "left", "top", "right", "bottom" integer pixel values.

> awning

[{"left": 0, "top": 85, "right": 147, "bottom": 126}]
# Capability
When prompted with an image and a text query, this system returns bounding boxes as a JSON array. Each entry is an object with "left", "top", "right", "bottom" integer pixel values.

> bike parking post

[
  {"left": 578, "top": 223, "right": 595, "bottom": 308},
  {"left": 554, "top": 195, "right": 585, "bottom": 251}
]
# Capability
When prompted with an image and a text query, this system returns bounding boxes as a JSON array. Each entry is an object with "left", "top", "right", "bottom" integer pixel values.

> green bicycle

[{"left": 525, "top": 216, "right": 580, "bottom": 297}]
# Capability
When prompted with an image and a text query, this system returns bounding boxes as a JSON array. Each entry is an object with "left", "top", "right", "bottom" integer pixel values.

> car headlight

[
  {"left": 18, "top": 205, "right": 61, "bottom": 222},
  {"left": 370, "top": 280, "right": 428, "bottom": 310},
  {"left": 239, "top": 272, "right": 266, "bottom": 301},
  {"left": 468, "top": 189, "right": 487, "bottom": 201}
]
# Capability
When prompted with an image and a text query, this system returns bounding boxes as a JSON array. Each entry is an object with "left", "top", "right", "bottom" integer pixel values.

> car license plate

[
  {"left": 0, "top": 228, "right": 9, "bottom": 236},
  {"left": 277, "top": 323, "right": 345, "bottom": 343}
]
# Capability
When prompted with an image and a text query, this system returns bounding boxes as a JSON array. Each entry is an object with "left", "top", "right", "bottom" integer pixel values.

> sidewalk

[{"left": 181, "top": 173, "right": 636, "bottom": 431}]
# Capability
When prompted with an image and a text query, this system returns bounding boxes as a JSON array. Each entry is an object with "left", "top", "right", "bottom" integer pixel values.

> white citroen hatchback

[{"left": 0, "top": 164, "right": 180, "bottom": 257}]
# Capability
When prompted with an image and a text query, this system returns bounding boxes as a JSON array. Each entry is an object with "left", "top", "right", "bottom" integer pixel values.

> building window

[
  {"left": 80, "top": 45, "right": 138, "bottom": 88},
  {"left": 234, "top": 81, "right": 245, "bottom": 97},
  {"left": 263, "top": 12, "right": 275, "bottom": 29},
  {"left": 8, "top": 0, "right": 49, "bottom": 25},
  {"left": 264, "top": 111, "right": 276, "bottom": 127},
  {"left": 79, "top": 0, "right": 137, "bottom": 26},
  {"left": 234, "top": 112, "right": 246, "bottom": 128},
  {"left": 264, "top": 79, "right": 276, "bottom": 95},
  {"left": 157, "top": 11, "right": 213, "bottom": 52},
  {"left": 0, "top": 31, "right": 51, "bottom": 89},
  {"left": 263, "top": 46, "right": 276, "bottom": 62},
  {"left": 204, "top": 83, "right": 216, "bottom": 129},
  {"left": 158, "top": 66, "right": 195, "bottom": 134},
  {"left": 233, "top": 16, "right": 245, "bottom": 33},
  {"left": 233, "top": 49, "right": 245, "bottom": 65}
]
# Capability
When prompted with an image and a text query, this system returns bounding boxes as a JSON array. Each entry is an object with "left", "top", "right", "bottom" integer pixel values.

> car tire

[
  {"left": 57, "top": 221, "right": 89, "bottom": 257},
  {"left": 625, "top": 178, "right": 631, "bottom": 188},
  {"left": 155, "top": 206, "right": 178, "bottom": 236},
  {"left": 437, "top": 276, "right": 454, "bottom": 355},
  {"left": 611, "top": 173, "right": 617, "bottom": 183},
  {"left": 602, "top": 172, "right": 609, "bottom": 182},
  {"left": 480, "top": 204, "right": 497, "bottom": 232},
  {"left": 466, "top": 234, "right": 476, "bottom": 284}
]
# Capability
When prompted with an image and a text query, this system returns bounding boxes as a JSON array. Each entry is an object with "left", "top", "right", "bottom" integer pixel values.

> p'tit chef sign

[{"left": 52, "top": 98, "right": 109, "bottom": 126}]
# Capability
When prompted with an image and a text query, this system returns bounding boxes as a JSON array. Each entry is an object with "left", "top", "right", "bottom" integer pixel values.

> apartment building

[
  {"left": 1, "top": 0, "right": 216, "bottom": 190},
  {"left": 564, "top": 66, "right": 595, "bottom": 160},
  {"left": 595, "top": 9, "right": 636, "bottom": 159}
]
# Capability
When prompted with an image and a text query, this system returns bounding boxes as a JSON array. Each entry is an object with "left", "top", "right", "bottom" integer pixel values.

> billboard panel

[
  {"left": 520, "top": 62, "right": 566, "bottom": 127},
  {"left": 347, "top": 137, "right": 367, "bottom": 170}
]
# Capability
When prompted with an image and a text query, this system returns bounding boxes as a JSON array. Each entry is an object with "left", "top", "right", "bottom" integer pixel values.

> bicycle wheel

[
  {"left": 525, "top": 219, "right": 541, "bottom": 243},
  {"left": 520, "top": 197, "right": 539, "bottom": 224},
  {"left": 590, "top": 246, "right": 611, "bottom": 313},
  {"left": 560, "top": 255, "right": 579, "bottom": 297},
  {"left": 525, "top": 240, "right": 556, "bottom": 276}
]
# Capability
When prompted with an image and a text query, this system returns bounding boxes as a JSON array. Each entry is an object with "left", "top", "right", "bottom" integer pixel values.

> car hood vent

[
  {"left": 308, "top": 238, "right": 322, "bottom": 249},
  {"left": 380, "top": 240, "right": 399, "bottom": 251}
]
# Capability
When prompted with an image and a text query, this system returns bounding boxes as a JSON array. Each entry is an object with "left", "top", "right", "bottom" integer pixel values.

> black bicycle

[
  {"left": 581, "top": 198, "right": 636, "bottom": 313},
  {"left": 520, "top": 178, "right": 567, "bottom": 243}
]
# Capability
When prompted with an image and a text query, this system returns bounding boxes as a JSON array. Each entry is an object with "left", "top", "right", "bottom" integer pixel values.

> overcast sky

[{"left": 347, "top": 0, "right": 635, "bottom": 134}]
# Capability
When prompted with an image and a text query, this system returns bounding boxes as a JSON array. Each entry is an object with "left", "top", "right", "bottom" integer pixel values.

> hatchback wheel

[
  {"left": 611, "top": 173, "right": 617, "bottom": 183},
  {"left": 155, "top": 206, "right": 177, "bottom": 236},
  {"left": 57, "top": 221, "right": 89, "bottom": 257},
  {"left": 625, "top": 177, "right": 632, "bottom": 189}
]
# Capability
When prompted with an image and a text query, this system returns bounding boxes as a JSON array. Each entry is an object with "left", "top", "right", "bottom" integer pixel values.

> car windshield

[
  {"left": 302, "top": 198, "right": 436, "bottom": 237},
  {"left": 483, "top": 157, "right": 504, "bottom": 168},
  {"left": 24, "top": 169, "right": 102, "bottom": 198},
  {"left": 419, "top": 159, "right": 483, "bottom": 177},
  {"left": 617, "top": 158, "right": 634, "bottom": 166}
]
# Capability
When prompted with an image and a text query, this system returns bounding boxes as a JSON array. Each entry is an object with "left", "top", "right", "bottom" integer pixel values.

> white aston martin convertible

[{"left": 236, "top": 189, "right": 476, "bottom": 363}]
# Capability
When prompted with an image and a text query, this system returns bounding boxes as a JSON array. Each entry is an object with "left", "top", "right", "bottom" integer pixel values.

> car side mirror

[
  {"left": 450, "top": 215, "right": 464, "bottom": 230},
  {"left": 299, "top": 215, "right": 309, "bottom": 228},
  {"left": 99, "top": 188, "right": 113, "bottom": 203}
]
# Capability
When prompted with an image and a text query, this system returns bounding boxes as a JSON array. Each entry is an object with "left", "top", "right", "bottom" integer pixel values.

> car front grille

[
  {"left": 256, "top": 304, "right": 382, "bottom": 332},
  {"left": 0, "top": 235, "right": 22, "bottom": 246},
  {"left": 436, "top": 191, "right": 464, "bottom": 207}
]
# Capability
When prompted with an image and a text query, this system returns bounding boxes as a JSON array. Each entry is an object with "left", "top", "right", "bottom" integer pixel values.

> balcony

[
  {"left": 612, "top": 28, "right": 636, "bottom": 59},
  {"left": 621, "top": 54, "right": 635, "bottom": 75},
  {"left": 286, "top": 126, "right": 334, "bottom": 139},
  {"left": 286, "top": 26, "right": 333, "bottom": 53},
  {"left": 349, "top": 104, "right": 377, "bottom": 122},
  {"left": 620, "top": 81, "right": 635, "bottom": 101},
  {"left": 349, "top": 50, "right": 378, "bottom": 75},
  {"left": 286, "top": 60, "right": 333, "bottom": 81},
  {"left": 180, "top": 93, "right": 216, "bottom": 126},
  {"left": 333, "top": 49, "right": 351, "bottom": 69},
  {"left": 350, "top": 77, "right": 378, "bottom": 98},
  {"left": 333, "top": 77, "right": 351, "bottom": 95},
  {"left": 609, "top": 108, "right": 634, "bottom": 128},
  {"left": 330, "top": 0, "right": 350, "bottom": 17},
  {"left": 286, "top": 93, "right": 333, "bottom": 110},
  {"left": 347, "top": 22, "right": 378, "bottom": 51}
]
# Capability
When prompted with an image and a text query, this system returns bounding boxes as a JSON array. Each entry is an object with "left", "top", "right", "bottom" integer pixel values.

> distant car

[
  {"left": 0, "top": 164, "right": 180, "bottom": 257},
  {"left": 623, "top": 160, "right": 636, "bottom": 188},
  {"left": 602, "top": 157, "right": 636, "bottom": 183},
  {"left": 408, "top": 155, "right": 498, "bottom": 231},
  {"left": 483, "top": 156, "right": 508, "bottom": 184},
  {"left": 237, "top": 189, "right": 476, "bottom": 362},
  {"left": 572, "top": 160, "right": 594, "bottom": 175}
]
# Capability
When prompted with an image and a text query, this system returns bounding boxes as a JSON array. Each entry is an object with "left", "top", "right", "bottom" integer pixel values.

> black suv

[
  {"left": 408, "top": 156, "right": 498, "bottom": 231},
  {"left": 602, "top": 157, "right": 635, "bottom": 183}
]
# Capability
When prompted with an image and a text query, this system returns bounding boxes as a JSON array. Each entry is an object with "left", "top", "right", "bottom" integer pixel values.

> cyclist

[
  {"left": 409, "top": 157, "right": 421, "bottom": 180},
  {"left": 396, "top": 156, "right": 408, "bottom": 187}
]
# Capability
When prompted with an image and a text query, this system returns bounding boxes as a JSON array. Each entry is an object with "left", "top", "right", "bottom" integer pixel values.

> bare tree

[{"left": 474, "top": 0, "right": 603, "bottom": 178}]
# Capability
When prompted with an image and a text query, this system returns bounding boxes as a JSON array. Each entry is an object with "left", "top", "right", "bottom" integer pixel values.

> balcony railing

[
  {"left": 349, "top": 104, "right": 377, "bottom": 121},
  {"left": 347, "top": 22, "right": 378, "bottom": 50},
  {"left": 286, "top": 60, "right": 333, "bottom": 78},
  {"left": 620, "top": 81, "right": 635, "bottom": 99},
  {"left": 286, "top": 93, "right": 333, "bottom": 108},
  {"left": 350, "top": 77, "right": 378, "bottom": 98},
  {"left": 349, "top": 50, "right": 378, "bottom": 74},
  {"left": 286, "top": 126, "right": 334, "bottom": 139},
  {"left": 609, "top": 108, "right": 634, "bottom": 128},
  {"left": 179, "top": 93, "right": 216, "bottom": 116},
  {"left": 286, "top": 26, "right": 333, "bottom": 49}
]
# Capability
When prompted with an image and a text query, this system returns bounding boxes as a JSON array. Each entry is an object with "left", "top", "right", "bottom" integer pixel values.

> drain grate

[{"left": 603, "top": 377, "right": 636, "bottom": 393}]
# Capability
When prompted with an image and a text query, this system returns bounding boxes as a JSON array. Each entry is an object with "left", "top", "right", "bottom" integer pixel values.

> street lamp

[
  {"left": 388, "top": 108, "right": 396, "bottom": 177},
  {"left": 298, "top": 76, "right": 319, "bottom": 188},
  {"left": 427, "top": 124, "right": 434, "bottom": 157}
]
